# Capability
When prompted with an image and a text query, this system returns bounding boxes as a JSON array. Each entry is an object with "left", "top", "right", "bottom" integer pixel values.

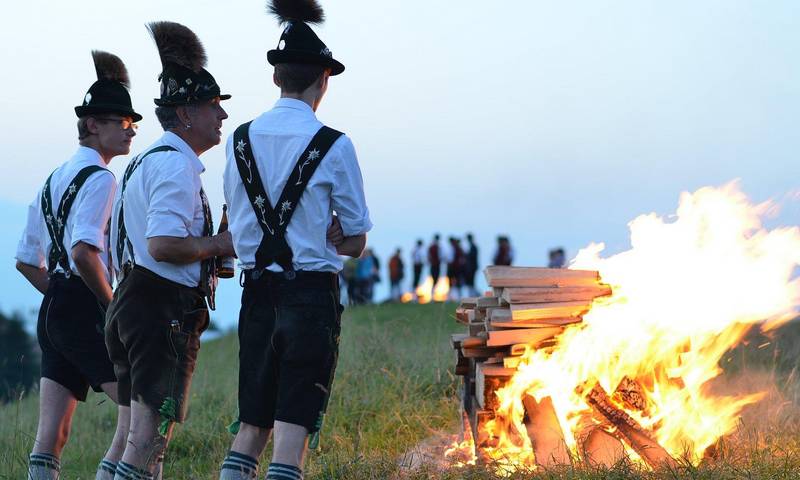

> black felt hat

[
  {"left": 266, "top": 0, "right": 345, "bottom": 76},
  {"left": 75, "top": 51, "right": 143, "bottom": 122},
  {"left": 147, "top": 21, "right": 231, "bottom": 107}
]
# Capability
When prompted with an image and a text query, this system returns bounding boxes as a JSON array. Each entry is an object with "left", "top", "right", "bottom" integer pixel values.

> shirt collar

[
  {"left": 161, "top": 131, "right": 206, "bottom": 174},
  {"left": 274, "top": 97, "right": 315, "bottom": 115},
  {"left": 74, "top": 146, "right": 106, "bottom": 168}
]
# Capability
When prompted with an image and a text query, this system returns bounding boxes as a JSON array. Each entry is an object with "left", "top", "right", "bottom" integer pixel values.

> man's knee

[
  {"left": 239, "top": 422, "right": 271, "bottom": 444},
  {"left": 231, "top": 422, "right": 271, "bottom": 459},
  {"left": 127, "top": 424, "right": 167, "bottom": 457}
]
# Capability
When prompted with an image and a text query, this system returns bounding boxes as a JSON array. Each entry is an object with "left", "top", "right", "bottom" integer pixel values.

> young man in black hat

[
  {"left": 218, "top": 1, "right": 371, "bottom": 478},
  {"left": 15, "top": 51, "right": 140, "bottom": 480},
  {"left": 103, "top": 22, "right": 235, "bottom": 480}
]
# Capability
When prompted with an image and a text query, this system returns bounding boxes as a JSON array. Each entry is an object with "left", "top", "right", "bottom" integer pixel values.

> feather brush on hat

[
  {"left": 267, "top": 0, "right": 324, "bottom": 24},
  {"left": 146, "top": 21, "right": 207, "bottom": 73},
  {"left": 92, "top": 50, "right": 130, "bottom": 88}
]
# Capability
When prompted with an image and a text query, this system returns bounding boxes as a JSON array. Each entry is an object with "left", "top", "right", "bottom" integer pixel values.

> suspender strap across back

[
  {"left": 233, "top": 121, "right": 343, "bottom": 272},
  {"left": 41, "top": 165, "right": 105, "bottom": 275},
  {"left": 115, "top": 145, "right": 178, "bottom": 269}
]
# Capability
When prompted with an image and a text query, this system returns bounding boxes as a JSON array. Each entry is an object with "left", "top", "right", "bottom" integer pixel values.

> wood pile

[{"left": 449, "top": 266, "right": 674, "bottom": 469}]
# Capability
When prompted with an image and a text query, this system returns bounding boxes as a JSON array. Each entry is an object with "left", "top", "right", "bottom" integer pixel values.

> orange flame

[
  {"left": 479, "top": 183, "right": 800, "bottom": 469},
  {"left": 401, "top": 276, "right": 450, "bottom": 304}
]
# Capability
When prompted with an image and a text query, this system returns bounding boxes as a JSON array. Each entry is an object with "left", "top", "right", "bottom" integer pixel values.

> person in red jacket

[{"left": 388, "top": 248, "right": 404, "bottom": 301}]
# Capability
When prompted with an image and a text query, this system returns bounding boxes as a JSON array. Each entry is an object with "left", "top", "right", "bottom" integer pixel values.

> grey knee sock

[
  {"left": 219, "top": 451, "right": 259, "bottom": 480},
  {"left": 114, "top": 461, "right": 154, "bottom": 480},
  {"left": 265, "top": 462, "right": 303, "bottom": 480},
  {"left": 28, "top": 453, "right": 61, "bottom": 480},
  {"left": 96, "top": 459, "right": 117, "bottom": 480}
]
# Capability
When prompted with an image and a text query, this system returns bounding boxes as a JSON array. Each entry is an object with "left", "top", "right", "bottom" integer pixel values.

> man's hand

[
  {"left": 72, "top": 242, "right": 113, "bottom": 306},
  {"left": 326, "top": 216, "right": 344, "bottom": 246}
]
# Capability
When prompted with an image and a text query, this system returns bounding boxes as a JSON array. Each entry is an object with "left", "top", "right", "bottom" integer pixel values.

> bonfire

[{"left": 446, "top": 182, "right": 800, "bottom": 473}]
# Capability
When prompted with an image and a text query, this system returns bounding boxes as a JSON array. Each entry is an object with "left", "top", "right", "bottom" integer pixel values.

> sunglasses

[{"left": 95, "top": 117, "right": 139, "bottom": 131}]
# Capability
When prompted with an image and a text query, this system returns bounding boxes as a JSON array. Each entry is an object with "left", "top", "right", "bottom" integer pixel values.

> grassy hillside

[
  {"left": 0, "top": 302, "right": 463, "bottom": 479},
  {"left": 2, "top": 303, "right": 800, "bottom": 479}
]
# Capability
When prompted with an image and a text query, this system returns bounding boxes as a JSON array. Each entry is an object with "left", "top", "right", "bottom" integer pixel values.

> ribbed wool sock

[
  {"left": 114, "top": 461, "right": 154, "bottom": 480},
  {"left": 265, "top": 462, "right": 303, "bottom": 480},
  {"left": 95, "top": 459, "right": 118, "bottom": 480},
  {"left": 28, "top": 453, "right": 61, "bottom": 480},
  {"left": 219, "top": 451, "right": 259, "bottom": 480}
]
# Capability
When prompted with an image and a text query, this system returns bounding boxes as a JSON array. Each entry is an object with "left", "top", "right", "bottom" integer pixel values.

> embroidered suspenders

[
  {"left": 114, "top": 145, "right": 217, "bottom": 307},
  {"left": 41, "top": 165, "right": 105, "bottom": 276},
  {"left": 115, "top": 145, "right": 177, "bottom": 275},
  {"left": 232, "top": 121, "right": 343, "bottom": 275}
]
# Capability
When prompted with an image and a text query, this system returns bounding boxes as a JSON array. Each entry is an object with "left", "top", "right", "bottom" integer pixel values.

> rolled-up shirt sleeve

[
  {"left": 15, "top": 193, "right": 45, "bottom": 268},
  {"left": 145, "top": 155, "right": 195, "bottom": 239},
  {"left": 331, "top": 136, "right": 372, "bottom": 237},
  {"left": 70, "top": 171, "right": 116, "bottom": 251}
]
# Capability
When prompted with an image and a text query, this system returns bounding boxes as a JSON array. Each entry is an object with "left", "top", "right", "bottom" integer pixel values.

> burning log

[
  {"left": 582, "top": 383, "right": 676, "bottom": 469},
  {"left": 501, "top": 285, "right": 612, "bottom": 304},
  {"left": 485, "top": 266, "right": 600, "bottom": 288},
  {"left": 613, "top": 376, "right": 649, "bottom": 414},
  {"left": 522, "top": 395, "right": 572, "bottom": 467},
  {"left": 579, "top": 425, "right": 625, "bottom": 467}
]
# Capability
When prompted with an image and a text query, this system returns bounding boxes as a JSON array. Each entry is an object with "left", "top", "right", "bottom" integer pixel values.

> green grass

[{"left": 2, "top": 304, "right": 800, "bottom": 479}]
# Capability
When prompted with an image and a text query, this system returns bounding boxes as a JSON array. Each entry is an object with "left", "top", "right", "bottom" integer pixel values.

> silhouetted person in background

[
  {"left": 493, "top": 235, "right": 514, "bottom": 266},
  {"left": 355, "top": 248, "right": 377, "bottom": 304},
  {"left": 428, "top": 234, "right": 441, "bottom": 291},
  {"left": 447, "top": 237, "right": 465, "bottom": 301},
  {"left": 342, "top": 257, "right": 358, "bottom": 305},
  {"left": 465, "top": 233, "right": 479, "bottom": 296},
  {"left": 388, "top": 248, "right": 404, "bottom": 301},
  {"left": 548, "top": 247, "right": 566, "bottom": 268},
  {"left": 411, "top": 239, "right": 424, "bottom": 294}
]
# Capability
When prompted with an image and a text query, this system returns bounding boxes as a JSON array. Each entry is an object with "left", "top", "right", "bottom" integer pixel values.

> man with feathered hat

[
  {"left": 103, "top": 21, "right": 235, "bottom": 480},
  {"left": 15, "top": 51, "right": 140, "bottom": 480},
  {"left": 218, "top": 1, "right": 371, "bottom": 479}
]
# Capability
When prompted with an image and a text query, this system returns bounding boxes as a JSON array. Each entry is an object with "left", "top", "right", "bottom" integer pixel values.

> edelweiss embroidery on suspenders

[
  {"left": 232, "top": 121, "right": 343, "bottom": 273},
  {"left": 41, "top": 165, "right": 106, "bottom": 276},
  {"left": 295, "top": 149, "right": 320, "bottom": 186}
]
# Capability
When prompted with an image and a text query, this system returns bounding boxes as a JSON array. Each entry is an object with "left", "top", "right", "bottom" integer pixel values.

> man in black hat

[
  {"left": 218, "top": 1, "right": 371, "bottom": 479},
  {"left": 15, "top": 51, "right": 140, "bottom": 480},
  {"left": 103, "top": 22, "right": 235, "bottom": 480}
]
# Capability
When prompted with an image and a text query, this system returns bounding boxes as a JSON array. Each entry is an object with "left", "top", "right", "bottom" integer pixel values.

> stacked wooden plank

[{"left": 451, "top": 266, "right": 612, "bottom": 459}]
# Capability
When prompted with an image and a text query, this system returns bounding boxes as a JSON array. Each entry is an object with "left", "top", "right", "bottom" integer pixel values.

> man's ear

[
  {"left": 176, "top": 105, "right": 192, "bottom": 127},
  {"left": 318, "top": 69, "right": 331, "bottom": 89},
  {"left": 273, "top": 71, "right": 281, "bottom": 88},
  {"left": 86, "top": 117, "right": 101, "bottom": 135}
]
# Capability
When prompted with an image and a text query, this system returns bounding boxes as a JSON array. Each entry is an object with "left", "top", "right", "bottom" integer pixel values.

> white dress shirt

[
  {"left": 412, "top": 245, "right": 425, "bottom": 265},
  {"left": 110, "top": 132, "right": 209, "bottom": 287},
  {"left": 16, "top": 146, "right": 116, "bottom": 282},
  {"left": 223, "top": 98, "right": 372, "bottom": 273}
]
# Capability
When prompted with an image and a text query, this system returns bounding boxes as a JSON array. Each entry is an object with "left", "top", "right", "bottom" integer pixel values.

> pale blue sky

[{"left": 1, "top": 1, "right": 798, "bottom": 328}]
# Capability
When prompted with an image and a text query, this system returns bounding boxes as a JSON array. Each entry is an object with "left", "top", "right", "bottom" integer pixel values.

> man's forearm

[
  {"left": 148, "top": 232, "right": 234, "bottom": 265},
  {"left": 72, "top": 243, "right": 113, "bottom": 306},
  {"left": 336, "top": 234, "right": 367, "bottom": 258},
  {"left": 16, "top": 261, "right": 49, "bottom": 294}
]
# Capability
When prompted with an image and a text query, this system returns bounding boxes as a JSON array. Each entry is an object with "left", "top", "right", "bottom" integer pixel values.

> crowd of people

[{"left": 338, "top": 234, "right": 571, "bottom": 305}]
